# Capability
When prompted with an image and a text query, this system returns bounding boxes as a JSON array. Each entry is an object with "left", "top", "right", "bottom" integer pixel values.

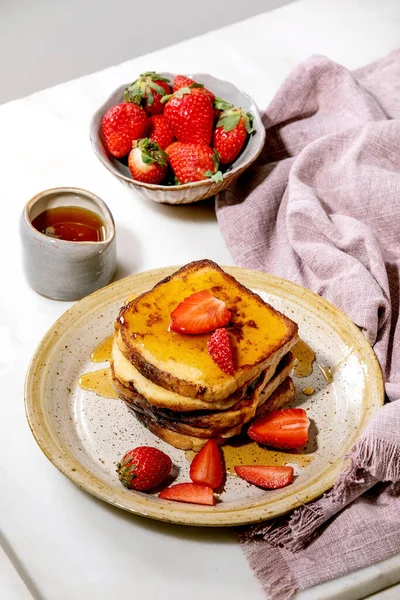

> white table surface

[{"left": 1, "top": 1, "right": 400, "bottom": 598}]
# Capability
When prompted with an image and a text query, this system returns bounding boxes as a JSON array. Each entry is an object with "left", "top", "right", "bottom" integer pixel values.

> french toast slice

[
  {"left": 130, "top": 408, "right": 243, "bottom": 451},
  {"left": 128, "top": 376, "right": 296, "bottom": 451},
  {"left": 117, "top": 260, "right": 298, "bottom": 402},
  {"left": 111, "top": 335, "right": 259, "bottom": 411},
  {"left": 112, "top": 352, "right": 294, "bottom": 433},
  {"left": 256, "top": 377, "right": 296, "bottom": 416},
  {"left": 111, "top": 334, "right": 290, "bottom": 412}
]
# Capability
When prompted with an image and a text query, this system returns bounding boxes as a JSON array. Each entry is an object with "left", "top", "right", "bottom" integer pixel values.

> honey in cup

[
  {"left": 20, "top": 187, "right": 117, "bottom": 301},
  {"left": 31, "top": 206, "right": 105, "bottom": 242}
]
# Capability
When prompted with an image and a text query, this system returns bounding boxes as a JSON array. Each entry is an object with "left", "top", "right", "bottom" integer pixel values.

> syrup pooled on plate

[
  {"left": 186, "top": 439, "right": 314, "bottom": 473},
  {"left": 78, "top": 368, "right": 118, "bottom": 399},
  {"left": 31, "top": 206, "right": 105, "bottom": 242},
  {"left": 291, "top": 340, "right": 316, "bottom": 378},
  {"left": 90, "top": 335, "right": 113, "bottom": 363},
  {"left": 78, "top": 336, "right": 117, "bottom": 398}
]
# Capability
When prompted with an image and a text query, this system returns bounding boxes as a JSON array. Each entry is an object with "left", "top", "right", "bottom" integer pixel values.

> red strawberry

[
  {"left": 235, "top": 465, "right": 294, "bottom": 489},
  {"left": 148, "top": 114, "right": 175, "bottom": 150},
  {"left": 207, "top": 328, "right": 234, "bottom": 375},
  {"left": 170, "top": 290, "right": 231, "bottom": 334},
  {"left": 128, "top": 138, "right": 168, "bottom": 184},
  {"left": 162, "top": 87, "right": 214, "bottom": 145},
  {"left": 117, "top": 446, "right": 172, "bottom": 491},
  {"left": 124, "top": 71, "right": 171, "bottom": 116},
  {"left": 190, "top": 440, "right": 224, "bottom": 489},
  {"left": 158, "top": 482, "right": 215, "bottom": 505},
  {"left": 166, "top": 142, "right": 222, "bottom": 184},
  {"left": 212, "top": 108, "right": 254, "bottom": 165},
  {"left": 173, "top": 75, "right": 215, "bottom": 104},
  {"left": 248, "top": 408, "right": 310, "bottom": 449},
  {"left": 173, "top": 74, "right": 196, "bottom": 92},
  {"left": 101, "top": 103, "right": 149, "bottom": 158}
]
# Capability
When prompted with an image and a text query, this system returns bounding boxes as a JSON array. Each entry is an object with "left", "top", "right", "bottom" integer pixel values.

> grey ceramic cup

[{"left": 20, "top": 187, "right": 117, "bottom": 301}]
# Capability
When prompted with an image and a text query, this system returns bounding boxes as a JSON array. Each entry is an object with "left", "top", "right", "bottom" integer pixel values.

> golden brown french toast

[
  {"left": 117, "top": 260, "right": 298, "bottom": 402},
  {"left": 112, "top": 352, "right": 294, "bottom": 433},
  {"left": 128, "top": 376, "right": 296, "bottom": 451}
]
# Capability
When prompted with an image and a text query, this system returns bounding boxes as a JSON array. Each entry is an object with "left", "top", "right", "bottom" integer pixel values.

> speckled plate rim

[{"left": 25, "top": 266, "right": 384, "bottom": 527}]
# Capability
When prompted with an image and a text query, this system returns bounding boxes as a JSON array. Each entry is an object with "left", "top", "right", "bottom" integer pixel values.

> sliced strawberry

[
  {"left": 170, "top": 290, "right": 230, "bottom": 334},
  {"left": 189, "top": 440, "right": 224, "bottom": 489},
  {"left": 207, "top": 328, "right": 234, "bottom": 375},
  {"left": 248, "top": 408, "right": 310, "bottom": 449},
  {"left": 158, "top": 482, "right": 215, "bottom": 505},
  {"left": 235, "top": 465, "right": 294, "bottom": 489}
]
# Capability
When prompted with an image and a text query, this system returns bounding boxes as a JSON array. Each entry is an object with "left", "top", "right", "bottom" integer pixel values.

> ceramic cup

[{"left": 20, "top": 187, "right": 117, "bottom": 301}]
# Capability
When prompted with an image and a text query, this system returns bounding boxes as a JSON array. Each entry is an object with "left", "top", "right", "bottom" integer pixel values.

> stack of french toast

[{"left": 111, "top": 260, "right": 299, "bottom": 450}]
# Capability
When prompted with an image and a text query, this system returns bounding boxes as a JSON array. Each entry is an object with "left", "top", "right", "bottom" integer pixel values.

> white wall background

[{"left": 0, "top": 0, "right": 293, "bottom": 104}]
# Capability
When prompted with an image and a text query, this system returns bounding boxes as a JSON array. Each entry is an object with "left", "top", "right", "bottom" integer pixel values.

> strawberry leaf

[
  {"left": 189, "top": 83, "right": 204, "bottom": 89},
  {"left": 214, "top": 97, "right": 234, "bottom": 111},
  {"left": 174, "top": 86, "right": 191, "bottom": 99},
  {"left": 217, "top": 110, "right": 241, "bottom": 132},
  {"left": 212, "top": 150, "right": 220, "bottom": 172},
  {"left": 204, "top": 170, "right": 223, "bottom": 183},
  {"left": 211, "top": 171, "right": 223, "bottom": 183},
  {"left": 147, "top": 88, "right": 154, "bottom": 106},
  {"left": 140, "top": 71, "right": 171, "bottom": 83},
  {"left": 124, "top": 84, "right": 144, "bottom": 105},
  {"left": 138, "top": 138, "right": 168, "bottom": 167},
  {"left": 244, "top": 111, "right": 255, "bottom": 134},
  {"left": 148, "top": 81, "right": 169, "bottom": 96}
]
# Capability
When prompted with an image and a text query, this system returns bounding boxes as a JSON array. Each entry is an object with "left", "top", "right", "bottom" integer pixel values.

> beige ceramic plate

[{"left": 25, "top": 266, "right": 383, "bottom": 527}]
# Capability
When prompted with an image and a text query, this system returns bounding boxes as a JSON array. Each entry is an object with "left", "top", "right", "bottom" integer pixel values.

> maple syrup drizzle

[
  {"left": 31, "top": 206, "right": 105, "bottom": 242},
  {"left": 302, "top": 386, "right": 315, "bottom": 396},
  {"left": 78, "top": 368, "right": 118, "bottom": 399},
  {"left": 90, "top": 335, "right": 113, "bottom": 363},
  {"left": 318, "top": 365, "right": 334, "bottom": 384},
  {"left": 186, "top": 440, "right": 313, "bottom": 473},
  {"left": 78, "top": 335, "right": 116, "bottom": 398},
  {"left": 291, "top": 340, "right": 316, "bottom": 378}
]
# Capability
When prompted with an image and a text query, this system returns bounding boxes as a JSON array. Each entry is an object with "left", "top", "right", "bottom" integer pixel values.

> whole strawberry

[
  {"left": 101, "top": 103, "right": 149, "bottom": 158},
  {"left": 124, "top": 71, "right": 171, "bottom": 116},
  {"left": 212, "top": 107, "right": 254, "bottom": 165},
  {"left": 117, "top": 446, "right": 172, "bottom": 491},
  {"left": 128, "top": 138, "right": 168, "bottom": 184},
  {"left": 166, "top": 142, "right": 222, "bottom": 184},
  {"left": 207, "top": 328, "right": 234, "bottom": 375},
  {"left": 148, "top": 114, "right": 175, "bottom": 150},
  {"left": 162, "top": 87, "right": 214, "bottom": 146}
]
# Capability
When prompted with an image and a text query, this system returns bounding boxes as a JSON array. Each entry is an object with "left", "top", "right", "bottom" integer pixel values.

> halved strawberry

[
  {"left": 190, "top": 440, "right": 224, "bottom": 489},
  {"left": 235, "top": 465, "right": 294, "bottom": 489},
  {"left": 170, "top": 290, "right": 230, "bottom": 334},
  {"left": 207, "top": 328, "right": 234, "bottom": 375},
  {"left": 158, "top": 482, "right": 215, "bottom": 505},
  {"left": 248, "top": 408, "right": 310, "bottom": 449}
]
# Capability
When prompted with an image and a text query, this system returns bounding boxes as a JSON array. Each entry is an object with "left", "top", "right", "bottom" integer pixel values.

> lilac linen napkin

[{"left": 216, "top": 50, "right": 400, "bottom": 599}]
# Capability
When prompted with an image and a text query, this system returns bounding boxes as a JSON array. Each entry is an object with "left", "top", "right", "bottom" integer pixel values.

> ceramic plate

[{"left": 25, "top": 266, "right": 383, "bottom": 526}]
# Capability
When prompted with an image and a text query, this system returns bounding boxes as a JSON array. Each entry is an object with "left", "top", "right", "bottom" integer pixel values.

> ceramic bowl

[
  {"left": 20, "top": 187, "right": 117, "bottom": 301},
  {"left": 90, "top": 73, "right": 266, "bottom": 204}
]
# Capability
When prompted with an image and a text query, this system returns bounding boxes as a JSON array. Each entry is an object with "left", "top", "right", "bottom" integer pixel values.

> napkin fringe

[
  {"left": 240, "top": 435, "right": 400, "bottom": 552},
  {"left": 242, "top": 538, "right": 297, "bottom": 600}
]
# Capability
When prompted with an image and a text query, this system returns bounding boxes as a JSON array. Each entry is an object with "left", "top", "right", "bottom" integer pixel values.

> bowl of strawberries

[{"left": 90, "top": 71, "right": 265, "bottom": 204}]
